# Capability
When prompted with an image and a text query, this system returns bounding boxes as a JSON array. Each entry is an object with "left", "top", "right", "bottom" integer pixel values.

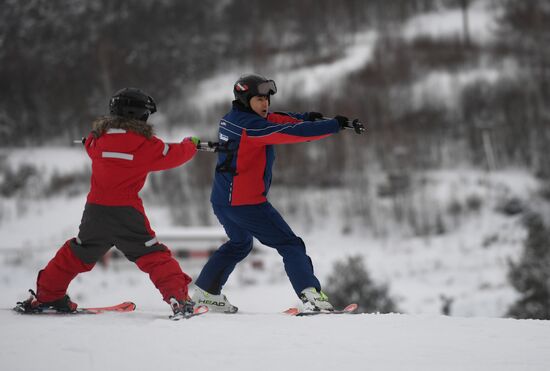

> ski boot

[
  {"left": 191, "top": 286, "right": 238, "bottom": 313},
  {"left": 169, "top": 297, "right": 196, "bottom": 320},
  {"left": 14, "top": 289, "right": 78, "bottom": 313},
  {"left": 299, "top": 287, "right": 334, "bottom": 312}
]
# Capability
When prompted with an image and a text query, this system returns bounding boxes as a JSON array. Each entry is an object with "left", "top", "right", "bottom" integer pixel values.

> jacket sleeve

[
  {"left": 244, "top": 116, "right": 340, "bottom": 146},
  {"left": 84, "top": 132, "right": 97, "bottom": 159},
  {"left": 270, "top": 111, "right": 306, "bottom": 121},
  {"left": 144, "top": 136, "right": 197, "bottom": 171}
]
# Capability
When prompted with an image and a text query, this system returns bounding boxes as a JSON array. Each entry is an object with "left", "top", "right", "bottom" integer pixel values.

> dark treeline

[
  {"left": 307, "top": 0, "right": 550, "bottom": 178},
  {"left": 1, "top": 0, "right": 549, "bottom": 176},
  {"left": 0, "top": 0, "right": 439, "bottom": 145}
]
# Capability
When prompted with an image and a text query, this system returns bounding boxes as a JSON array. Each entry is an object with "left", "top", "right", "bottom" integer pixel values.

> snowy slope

[
  {"left": 1, "top": 3, "right": 548, "bottom": 369},
  {"left": 188, "top": 0, "right": 497, "bottom": 112},
  {"left": 403, "top": 0, "right": 496, "bottom": 42},
  {"left": 188, "top": 30, "right": 376, "bottom": 110},
  {"left": 1, "top": 295, "right": 549, "bottom": 371},
  {"left": 0, "top": 144, "right": 538, "bottom": 318}
]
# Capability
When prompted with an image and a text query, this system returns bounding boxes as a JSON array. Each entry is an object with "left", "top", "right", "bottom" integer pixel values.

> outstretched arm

[
  {"left": 84, "top": 131, "right": 98, "bottom": 158},
  {"left": 239, "top": 116, "right": 340, "bottom": 145},
  {"left": 146, "top": 137, "right": 197, "bottom": 171}
]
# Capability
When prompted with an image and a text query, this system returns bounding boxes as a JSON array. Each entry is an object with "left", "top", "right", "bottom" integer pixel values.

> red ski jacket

[{"left": 84, "top": 128, "right": 196, "bottom": 215}]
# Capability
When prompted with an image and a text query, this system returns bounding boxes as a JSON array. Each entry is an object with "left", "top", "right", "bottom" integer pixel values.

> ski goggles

[{"left": 256, "top": 80, "right": 277, "bottom": 96}]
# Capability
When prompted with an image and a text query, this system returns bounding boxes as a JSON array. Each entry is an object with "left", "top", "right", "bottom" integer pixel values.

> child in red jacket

[{"left": 15, "top": 88, "right": 199, "bottom": 317}]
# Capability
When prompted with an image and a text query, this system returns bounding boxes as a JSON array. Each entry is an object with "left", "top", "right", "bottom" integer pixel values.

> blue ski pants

[{"left": 195, "top": 202, "right": 321, "bottom": 296}]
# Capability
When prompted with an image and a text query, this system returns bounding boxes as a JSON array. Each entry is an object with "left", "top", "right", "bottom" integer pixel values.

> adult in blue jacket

[{"left": 193, "top": 73, "right": 364, "bottom": 312}]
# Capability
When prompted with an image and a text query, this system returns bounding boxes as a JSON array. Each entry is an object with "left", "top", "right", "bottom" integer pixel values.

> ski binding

[
  {"left": 13, "top": 301, "right": 136, "bottom": 315},
  {"left": 169, "top": 305, "right": 209, "bottom": 321}
]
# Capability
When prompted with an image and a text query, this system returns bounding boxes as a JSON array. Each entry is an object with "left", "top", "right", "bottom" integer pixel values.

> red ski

[
  {"left": 169, "top": 305, "right": 209, "bottom": 321},
  {"left": 13, "top": 301, "right": 136, "bottom": 315},
  {"left": 79, "top": 301, "right": 136, "bottom": 314},
  {"left": 284, "top": 303, "right": 358, "bottom": 316}
]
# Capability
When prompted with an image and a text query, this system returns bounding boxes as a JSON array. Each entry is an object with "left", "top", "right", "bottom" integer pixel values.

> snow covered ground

[
  {"left": 1, "top": 159, "right": 548, "bottom": 370},
  {"left": 2, "top": 2, "right": 548, "bottom": 369},
  {"left": 1, "top": 280, "right": 549, "bottom": 371},
  {"left": 1, "top": 144, "right": 547, "bottom": 370},
  {"left": 0, "top": 145, "right": 539, "bottom": 318}
]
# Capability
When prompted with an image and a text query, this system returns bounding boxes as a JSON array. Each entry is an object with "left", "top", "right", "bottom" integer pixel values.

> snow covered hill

[
  {"left": 0, "top": 145, "right": 540, "bottom": 318},
  {"left": 2, "top": 299, "right": 549, "bottom": 371},
  {"left": 2, "top": 258, "right": 549, "bottom": 371},
  {"left": 1, "top": 3, "right": 549, "bottom": 369}
]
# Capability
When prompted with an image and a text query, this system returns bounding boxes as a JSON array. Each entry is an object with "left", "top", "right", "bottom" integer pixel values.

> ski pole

[
  {"left": 72, "top": 137, "right": 226, "bottom": 152},
  {"left": 196, "top": 141, "right": 218, "bottom": 152},
  {"left": 196, "top": 141, "right": 236, "bottom": 153}
]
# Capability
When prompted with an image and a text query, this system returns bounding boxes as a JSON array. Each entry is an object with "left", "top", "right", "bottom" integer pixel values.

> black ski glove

[
  {"left": 334, "top": 115, "right": 350, "bottom": 129},
  {"left": 304, "top": 111, "right": 324, "bottom": 121},
  {"left": 334, "top": 116, "right": 365, "bottom": 134}
]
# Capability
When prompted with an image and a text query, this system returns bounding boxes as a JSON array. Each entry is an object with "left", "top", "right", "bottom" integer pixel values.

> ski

[
  {"left": 169, "top": 305, "right": 209, "bottom": 321},
  {"left": 284, "top": 303, "right": 358, "bottom": 316},
  {"left": 13, "top": 301, "right": 136, "bottom": 315}
]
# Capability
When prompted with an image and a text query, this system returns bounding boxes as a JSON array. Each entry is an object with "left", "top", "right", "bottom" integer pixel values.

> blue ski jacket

[{"left": 210, "top": 101, "right": 340, "bottom": 206}]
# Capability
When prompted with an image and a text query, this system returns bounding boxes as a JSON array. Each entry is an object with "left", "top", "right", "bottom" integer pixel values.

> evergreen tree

[
  {"left": 507, "top": 213, "right": 550, "bottom": 319},
  {"left": 325, "top": 255, "right": 399, "bottom": 313},
  {"left": 495, "top": 0, "right": 550, "bottom": 177}
]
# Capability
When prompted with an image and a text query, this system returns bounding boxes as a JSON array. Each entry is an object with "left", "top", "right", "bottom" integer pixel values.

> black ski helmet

[
  {"left": 233, "top": 73, "right": 277, "bottom": 108},
  {"left": 109, "top": 88, "right": 157, "bottom": 121}
]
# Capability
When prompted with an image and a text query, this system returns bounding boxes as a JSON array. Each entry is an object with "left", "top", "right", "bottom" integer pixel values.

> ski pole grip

[
  {"left": 351, "top": 119, "right": 366, "bottom": 134},
  {"left": 197, "top": 142, "right": 218, "bottom": 152}
]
